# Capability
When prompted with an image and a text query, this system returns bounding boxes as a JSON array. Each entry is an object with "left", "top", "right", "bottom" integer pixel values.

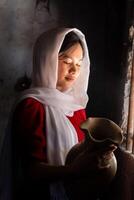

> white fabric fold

[
  {"left": 15, "top": 87, "right": 81, "bottom": 165},
  {"left": 14, "top": 27, "right": 90, "bottom": 199}
]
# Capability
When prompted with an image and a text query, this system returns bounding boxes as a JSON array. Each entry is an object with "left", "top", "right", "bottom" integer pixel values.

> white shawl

[
  {"left": 14, "top": 27, "right": 90, "bottom": 200},
  {"left": 16, "top": 27, "right": 90, "bottom": 166}
]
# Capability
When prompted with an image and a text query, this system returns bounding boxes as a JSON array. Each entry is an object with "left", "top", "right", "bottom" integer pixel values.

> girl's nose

[{"left": 69, "top": 64, "right": 77, "bottom": 73}]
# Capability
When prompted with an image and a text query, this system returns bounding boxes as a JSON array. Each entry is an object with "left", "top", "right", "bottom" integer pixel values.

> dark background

[{"left": 50, "top": 0, "right": 133, "bottom": 124}]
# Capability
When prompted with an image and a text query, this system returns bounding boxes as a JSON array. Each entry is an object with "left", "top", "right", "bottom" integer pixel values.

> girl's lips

[{"left": 65, "top": 76, "right": 76, "bottom": 81}]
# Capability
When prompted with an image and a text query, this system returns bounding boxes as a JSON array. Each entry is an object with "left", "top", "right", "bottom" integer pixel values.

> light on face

[{"left": 57, "top": 43, "right": 83, "bottom": 92}]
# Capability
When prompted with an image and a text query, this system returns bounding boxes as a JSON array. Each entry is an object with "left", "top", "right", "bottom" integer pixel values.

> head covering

[
  {"left": 32, "top": 27, "right": 90, "bottom": 105},
  {"left": 16, "top": 27, "right": 90, "bottom": 166}
]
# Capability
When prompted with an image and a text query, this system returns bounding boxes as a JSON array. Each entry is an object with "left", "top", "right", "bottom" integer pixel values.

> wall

[{"left": 0, "top": 0, "right": 59, "bottom": 146}]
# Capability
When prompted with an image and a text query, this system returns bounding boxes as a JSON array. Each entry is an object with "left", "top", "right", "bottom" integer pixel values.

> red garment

[{"left": 12, "top": 97, "right": 86, "bottom": 163}]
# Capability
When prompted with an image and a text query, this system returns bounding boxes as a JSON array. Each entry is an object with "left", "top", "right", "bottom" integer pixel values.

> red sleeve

[
  {"left": 12, "top": 97, "right": 47, "bottom": 163},
  {"left": 67, "top": 109, "right": 87, "bottom": 142},
  {"left": 12, "top": 97, "right": 87, "bottom": 163}
]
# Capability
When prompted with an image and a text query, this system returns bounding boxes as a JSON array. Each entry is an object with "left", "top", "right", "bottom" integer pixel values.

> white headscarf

[{"left": 16, "top": 27, "right": 90, "bottom": 165}]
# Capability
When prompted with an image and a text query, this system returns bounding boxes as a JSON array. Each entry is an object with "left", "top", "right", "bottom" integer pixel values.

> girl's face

[{"left": 57, "top": 43, "right": 83, "bottom": 92}]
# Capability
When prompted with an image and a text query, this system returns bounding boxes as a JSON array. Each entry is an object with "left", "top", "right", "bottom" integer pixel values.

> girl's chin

[{"left": 56, "top": 84, "right": 72, "bottom": 92}]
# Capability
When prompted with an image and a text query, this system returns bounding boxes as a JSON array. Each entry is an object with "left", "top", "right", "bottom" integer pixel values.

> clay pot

[{"left": 65, "top": 117, "right": 124, "bottom": 200}]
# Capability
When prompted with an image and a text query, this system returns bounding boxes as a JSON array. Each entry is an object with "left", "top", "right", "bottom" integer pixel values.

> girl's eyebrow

[
  {"left": 59, "top": 54, "right": 70, "bottom": 59},
  {"left": 59, "top": 53, "right": 83, "bottom": 61}
]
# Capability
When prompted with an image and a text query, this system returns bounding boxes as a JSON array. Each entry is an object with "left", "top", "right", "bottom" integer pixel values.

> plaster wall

[{"left": 0, "top": 0, "right": 59, "bottom": 145}]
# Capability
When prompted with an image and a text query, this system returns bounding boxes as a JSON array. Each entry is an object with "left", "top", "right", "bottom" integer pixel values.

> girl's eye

[
  {"left": 76, "top": 64, "right": 81, "bottom": 67},
  {"left": 64, "top": 61, "right": 71, "bottom": 64},
  {"left": 63, "top": 58, "right": 72, "bottom": 64},
  {"left": 76, "top": 61, "right": 82, "bottom": 67}
]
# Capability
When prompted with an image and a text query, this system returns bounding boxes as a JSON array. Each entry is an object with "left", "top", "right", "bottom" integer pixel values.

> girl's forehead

[
  {"left": 59, "top": 53, "right": 83, "bottom": 62},
  {"left": 59, "top": 44, "right": 83, "bottom": 58}
]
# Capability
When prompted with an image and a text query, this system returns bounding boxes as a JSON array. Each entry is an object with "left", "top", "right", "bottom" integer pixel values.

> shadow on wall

[
  {"left": 14, "top": 73, "right": 32, "bottom": 92},
  {"left": 0, "top": 0, "right": 60, "bottom": 146}
]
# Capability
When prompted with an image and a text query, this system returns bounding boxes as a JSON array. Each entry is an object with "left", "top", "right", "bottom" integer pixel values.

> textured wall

[{"left": 0, "top": 0, "right": 59, "bottom": 146}]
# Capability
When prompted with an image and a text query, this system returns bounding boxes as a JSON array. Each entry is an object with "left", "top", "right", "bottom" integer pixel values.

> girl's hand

[{"left": 68, "top": 144, "right": 117, "bottom": 178}]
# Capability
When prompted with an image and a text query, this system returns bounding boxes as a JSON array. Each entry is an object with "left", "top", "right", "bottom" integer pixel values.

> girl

[{"left": 11, "top": 27, "right": 99, "bottom": 200}]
